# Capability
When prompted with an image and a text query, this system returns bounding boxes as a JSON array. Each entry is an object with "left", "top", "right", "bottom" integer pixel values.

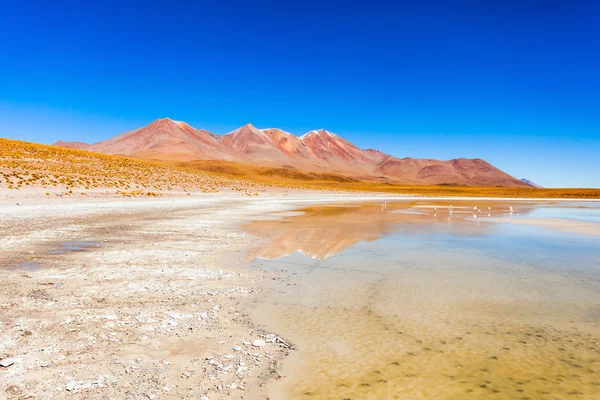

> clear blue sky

[{"left": 1, "top": 0, "right": 598, "bottom": 187}]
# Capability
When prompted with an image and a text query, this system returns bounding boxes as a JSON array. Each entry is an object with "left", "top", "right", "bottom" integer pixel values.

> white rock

[
  {"left": 252, "top": 340, "right": 266, "bottom": 348},
  {"left": 0, "top": 358, "right": 15, "bottom": 367},
  {"left": 66, "top": 381, "right": 77, "bottom": 391}
]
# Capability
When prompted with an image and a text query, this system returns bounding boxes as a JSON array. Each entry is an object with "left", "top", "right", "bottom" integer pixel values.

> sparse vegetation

[
  {"left": 286, "top": 181, "right": 600, "bottom": 198},
  {"left": 0, "top": 138, "right": 271, "bottom": 196},
  {"left": 1, "top": 138, "right": 598, "bottom": 199}
]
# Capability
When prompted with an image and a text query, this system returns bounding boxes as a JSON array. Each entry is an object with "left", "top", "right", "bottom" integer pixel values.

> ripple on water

[
  {"left": 273, "top": 304, "right": 600, "bottom": 400},
  {"left": 245, "top": 201, "right": 600, "bottom": 400}
]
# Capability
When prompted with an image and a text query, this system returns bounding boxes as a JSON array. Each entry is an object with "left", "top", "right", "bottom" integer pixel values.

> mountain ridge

[{"left": 54, "top": 118, "right": 528, "bottom": 187}]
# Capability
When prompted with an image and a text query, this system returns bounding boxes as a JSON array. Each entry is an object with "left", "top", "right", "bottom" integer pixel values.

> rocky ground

[{"left": 0, "top": 196, "right": 308, "bottom": 399}]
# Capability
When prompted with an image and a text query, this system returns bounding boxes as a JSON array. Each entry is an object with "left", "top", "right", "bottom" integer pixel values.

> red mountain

[
  {"left": 53, "top": 118, "right": 527, "bottom": 187},
  {"left": 374, "top": 156, "right": 523, "bottom": 186},
  {"left": 53, "top": 140, "right": 90, "bottom": 150},
  {"left": 300, "top": 129, "right": 387, "bottom": 172},
  {"left": 88, "top": 118, "right": 235, "bottom": 161}
]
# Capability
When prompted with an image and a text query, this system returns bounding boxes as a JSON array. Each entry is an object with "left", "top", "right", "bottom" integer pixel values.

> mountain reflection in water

[
  {"left": 244, "top": 200, "right": 600, "bottom": 400},
  {"left": 243, "top": 201, "right": 535, "bottom": 261}
]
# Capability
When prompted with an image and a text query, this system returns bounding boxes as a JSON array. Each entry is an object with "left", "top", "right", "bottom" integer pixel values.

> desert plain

[{"left": 1, "top": 139, "right": 599, "bottom": 399}]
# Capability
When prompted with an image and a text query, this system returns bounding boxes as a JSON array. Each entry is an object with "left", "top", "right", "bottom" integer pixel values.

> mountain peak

[
  {"left": 150, "top": 117, "right": 190, "bottom": 127},
  {"left": 149, "top": 117, "right": 181, "bottom": 128},
  {"left": 230, "top": 123, "right": 265, "bottom": 137},
  {"left": 300, "top": 129, "right": 338, "bottom": 140},
  {"left": 52, "top": 140, "right": 90, "bottom": 150},
  {"left": 53, "top": 118, "right": 527, "bottom": 187},
  {"left": 154, "top": 117, "right": 175, "bottom": 123}
]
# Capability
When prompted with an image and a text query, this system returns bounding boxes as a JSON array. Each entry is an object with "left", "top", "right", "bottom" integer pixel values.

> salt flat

[{"left": 2, "top": 193, "right": 599, "bottom": 399}]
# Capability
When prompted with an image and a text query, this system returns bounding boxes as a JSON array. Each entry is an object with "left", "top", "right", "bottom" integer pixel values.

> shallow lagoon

[{"left": 245, "top": 200, "right": 600, "bottom": 399}]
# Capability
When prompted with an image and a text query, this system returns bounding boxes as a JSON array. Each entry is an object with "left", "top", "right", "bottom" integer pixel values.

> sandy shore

[
  {"left": 0, "top": 192, "right": 402, "bottom": 399},
  {"left": 2, "top": 192, "right": 599, "bottom": 399}
]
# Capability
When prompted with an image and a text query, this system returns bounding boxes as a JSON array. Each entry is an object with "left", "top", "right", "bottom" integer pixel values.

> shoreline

[
  {"left": 0, "top": 194, "right": 298, "bottom": 399},
  {"left": 2, "top": 193, "right": 599, "bottom": 399},
  {"left": 1, "top": 192, "right": 411, "bottom": 399}
]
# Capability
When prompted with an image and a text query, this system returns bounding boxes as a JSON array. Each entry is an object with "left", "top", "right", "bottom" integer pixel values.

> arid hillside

[
  {"left": 54, "top": 118, "right": 528, "bottom": 187},
  {"left": 0, "top": 138, "right": 271, "bottom": 197},
  {"left": 3, "top": 138, "right": 598, "bottom": 199}
]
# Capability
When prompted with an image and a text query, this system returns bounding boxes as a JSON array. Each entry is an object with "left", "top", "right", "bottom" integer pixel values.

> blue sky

[{"left": 1, "top": 0, "right": 598, "bottom": 187}]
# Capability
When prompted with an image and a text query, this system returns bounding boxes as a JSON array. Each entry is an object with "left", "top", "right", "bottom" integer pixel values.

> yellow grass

[
  {"left": 292, "top": 181, "right": 600, "bottom": 198},
  {"left": 2, "top": 139, "right": 598, "bottom": 199},
  {"left": 0, "top": 138, "right": 281, "bottom": 196}
]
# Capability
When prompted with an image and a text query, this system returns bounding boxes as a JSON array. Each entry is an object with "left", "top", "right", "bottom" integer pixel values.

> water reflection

[
  {"left": 245, "top": 200, "right": 600, "bottom": 400},
  {"left": 244, "top": 201, "right": 536, "bottom": 261}
]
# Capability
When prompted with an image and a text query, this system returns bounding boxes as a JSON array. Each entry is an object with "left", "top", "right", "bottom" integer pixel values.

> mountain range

[{"left": 54, "top": 118, "right": 528, "bottom": 187}]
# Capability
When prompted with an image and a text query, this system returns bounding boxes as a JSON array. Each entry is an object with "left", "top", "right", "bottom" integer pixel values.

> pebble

[
  {"left": 252, "top": 340, "right": 266, "bottom": 348},
  {"left": 0, "top": 358, "right": 15, "bottom": 367}
]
